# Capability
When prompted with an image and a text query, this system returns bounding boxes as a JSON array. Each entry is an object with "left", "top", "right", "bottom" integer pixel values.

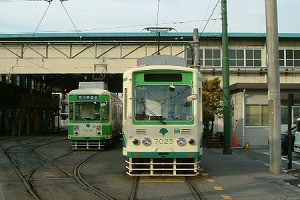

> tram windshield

[
  {"left": 73, "top": 102, "right": 107, "bottom": 121},
  {"left": 134, "top": 85, "right": 193, "bottom": 122}
]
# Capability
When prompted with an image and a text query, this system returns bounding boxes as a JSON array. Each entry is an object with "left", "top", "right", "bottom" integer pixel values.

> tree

[{"left": 202, "top": 78, "right": 223, "bottom": 136}]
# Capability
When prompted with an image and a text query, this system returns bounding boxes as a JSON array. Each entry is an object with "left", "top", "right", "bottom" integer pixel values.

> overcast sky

[{"left": 0, "top": 0, "right": 299, "bottom": 34}]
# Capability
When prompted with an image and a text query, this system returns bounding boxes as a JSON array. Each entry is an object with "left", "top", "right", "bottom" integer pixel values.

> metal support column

[
  {"left": 221, "top": 0, "right": 232, "bottom": 154},
  {"left": 265, "top": 0, "right": 281, "bottom": 174},
  {"left": 193, "top": 28, "right": 200, "bottom": 67}
]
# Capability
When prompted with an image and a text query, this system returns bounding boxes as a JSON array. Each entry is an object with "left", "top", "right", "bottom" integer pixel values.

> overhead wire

[
  {"left": 0, "top": 0, "right": 45, "bottom": 2},
  {"left": 31, "top": 0, "right": 52, "bottom": 37},
  {"left": 200, "top": 0, "right": 221, "bottom": 35},
  {"left": 60, "top": 0, "right": 80, "bottom": 36},
  {"left": 4, "top": 0, "right": 54, "bottom": 76},
  {"left": 59, "top": 0, "right": 109, "bottom": 81},
  {"left": 71, "top": 19, "right": 204, "bottom": 33},
  {"left": 207, "top": 12, "right": 221, "bottom": 33},
  {"left": 1, "top": 0, "right": 219, "bottom": 33},
  {"left": 199, "top": 0, "right": 214, "bottom": 31}
]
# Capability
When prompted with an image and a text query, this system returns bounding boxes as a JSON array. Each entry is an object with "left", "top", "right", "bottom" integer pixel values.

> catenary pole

[
  {"left": 193, "top": 28, "right": 200, "bottom": 67},
  {"left": 265, "top": 0, "right": 281, "bottom": 174},
  {"left": 221, "top": 0, "right": 232, "bottom": 154}
]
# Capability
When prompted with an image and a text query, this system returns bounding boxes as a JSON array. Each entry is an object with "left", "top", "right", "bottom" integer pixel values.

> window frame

[
  {"left": 245, "top": 104, "right": 269, "bottom": 127},
  {"left": 279, "top": 49, "right": 300, "bottom": 67}
]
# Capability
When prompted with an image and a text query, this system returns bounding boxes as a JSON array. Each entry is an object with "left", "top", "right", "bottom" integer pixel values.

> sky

[{"left": 0, "top": 0, "right": 299, "bottom": 34}]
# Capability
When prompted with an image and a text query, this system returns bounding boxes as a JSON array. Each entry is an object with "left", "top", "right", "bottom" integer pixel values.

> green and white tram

[
  {"left": 68, "top": 88, "right": 122, "bottom": 149},
  {"left": 123, "top": 55, "right": 203, "bottom": 176}
]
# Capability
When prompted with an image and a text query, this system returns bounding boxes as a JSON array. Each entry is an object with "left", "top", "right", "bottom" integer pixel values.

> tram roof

[
  {"left": 0, "top": 32, "right": 299, "bottom": 41},
  {"left": 68, "top": 88, "right": 111, "bottom": 95}
]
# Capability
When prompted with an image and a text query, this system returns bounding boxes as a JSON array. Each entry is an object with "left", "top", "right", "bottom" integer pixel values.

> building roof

[{"left": 0, "top": 32, "right": 299, "bottom": 41}]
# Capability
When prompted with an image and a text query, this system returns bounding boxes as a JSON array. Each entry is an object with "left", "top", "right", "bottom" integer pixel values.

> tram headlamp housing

[
  {"left": 169, "top": 84, "right": 175, "bottom": 92},
  {"left": 74, "top": 125, "right": 80, "bottom": 131},
  {"left": 177, "top": 137, "right": 186, "bottom": 146},
  {"left": 142, "top": 137, "right": 152, "bottom": 146}
]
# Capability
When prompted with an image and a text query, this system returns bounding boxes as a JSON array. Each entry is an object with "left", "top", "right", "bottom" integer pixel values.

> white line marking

[{"left": 263, "top": 152, "right": 300, "bottom": 165}]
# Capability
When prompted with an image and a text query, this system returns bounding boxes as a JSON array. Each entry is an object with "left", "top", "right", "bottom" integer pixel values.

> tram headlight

[
  {"left": 132, "top": 138, "right": 140, "bottom": 145},
  {"left": 177, "top": 137, "right": 186, "bottom": 146},
  {"left": 142, "top": 137, "right": 152, "bottom": 146}
]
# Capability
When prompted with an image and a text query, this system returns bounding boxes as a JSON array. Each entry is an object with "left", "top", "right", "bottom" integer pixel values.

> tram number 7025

[{"left": 154, "top": 138, "right": 174, "bottom": 145}]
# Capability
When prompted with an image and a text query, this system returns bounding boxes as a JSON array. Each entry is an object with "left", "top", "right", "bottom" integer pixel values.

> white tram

[{"left": 122, "top": 55, "right": 203, "bottom": 176}]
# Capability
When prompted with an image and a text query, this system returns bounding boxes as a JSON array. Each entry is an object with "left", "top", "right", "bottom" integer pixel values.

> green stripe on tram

[{"left": 127, "top": 151, "right": 201, "bottom": 158}]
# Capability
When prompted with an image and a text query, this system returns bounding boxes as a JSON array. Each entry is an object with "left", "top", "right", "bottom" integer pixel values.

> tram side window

[
  {"left": 69, "top": 102, "right": 74, "bottom": 121},
  {"left": 75, "top": 103, "right": 81, "bottom": 120},
  {"left": 101, "top": 102, "right": 109, "bottom": 122},
  {"left": 124, "top": 88, "right": 127, "bottom": 120}
]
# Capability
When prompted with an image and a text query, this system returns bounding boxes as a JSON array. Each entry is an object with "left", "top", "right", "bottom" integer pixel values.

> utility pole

[
  {"left": 221, "top": 0, "right": 232, "bottom": 154},
  {"left": 265, "top": 0, "right": 281, "bottom": 174},
  {"left": 193, "top": 28, "right": 200, "bottom": 67}
]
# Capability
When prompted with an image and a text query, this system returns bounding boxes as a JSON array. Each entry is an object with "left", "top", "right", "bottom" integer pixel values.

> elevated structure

[
  {"left": 1, "top": 32, "right": 300, "bottom": 93},
  {"left": 1, "top": 32, "right": 300, "bottom": 145}
]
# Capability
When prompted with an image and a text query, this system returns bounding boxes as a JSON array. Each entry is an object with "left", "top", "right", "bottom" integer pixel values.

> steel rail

[
  {"left": 129, "top": 176, "right": 140, "bottom": 200},
  {"left": 185, "top": 177, "right": 207, "bottom": 200},
  {"left": 1, "top": 137, "right": 67, "bottom": 200},
  {"left": 73, "top": 151, "right": 115, "bottom": 200}
]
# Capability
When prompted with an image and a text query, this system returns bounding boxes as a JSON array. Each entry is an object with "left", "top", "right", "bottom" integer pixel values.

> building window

[
  {"left": 279, "top": 49, "right": 300, "bottom": 67},
  {"left": 186, "top": 47, "right": 193, "bottom": 66},
  {"left": 281, "top": 106, "right": 288, "bottom": 124},
  {"left": 246, "top": 49, "right": 261, "bottom": 66},
  {"left": 186, "top": 47, "right": 261, "bottom": 67},
  {"left": 186, "top": 48, "right": 220, "bottom": 67},
  {"left": 229, "top": 49, "right": 244, "bottom": 67},
  {"left": 31, "top": 79, "right": 35, "bottom": 90},
  {"left": 203, "top": 49, "right": 221, "bottom": 66},
  {"left": 229, "top": 49, "right": 262, "bottom": 67},
  {"left": 281, "top": 106, "right": 300, "bottom": 125},
  {"left": 16, "top": 76, "right": 20, "bottom": 86},
  {"left": 245, "top": 104, "right": 268, "bottom": 126},
  {"left": 293, "top": 106, "right": 300, "bottom": 123}
]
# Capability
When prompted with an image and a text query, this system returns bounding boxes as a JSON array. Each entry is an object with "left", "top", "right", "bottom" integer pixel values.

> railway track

[
  {"left": 128, "top": 176, "right": 207, "bottom": 200},
  {"left": 129, "top": 176, "right": 140, "bottom": 200},
  {"left": 185, "top": 177, "right": 207, "bottom": 200},
  {"left": 1, "top": 137, "right": 210, "bottom": 200},
  {"left": 1, "top": 137, "right": 116, "bottom": 200},
  {"left": 0, "top": 137, "right": 60, "bottom": 200},
  {"left": 73, "top": 151, "right": 115, "bottom": 200}
]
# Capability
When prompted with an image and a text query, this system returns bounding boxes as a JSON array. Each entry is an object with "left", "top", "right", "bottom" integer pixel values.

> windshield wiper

[
  {"left": 79, "top": 115, "right": 88, "bottom": 122},
  {"left": 160, "top": 117, "right": 166, "bottom": 124}
]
